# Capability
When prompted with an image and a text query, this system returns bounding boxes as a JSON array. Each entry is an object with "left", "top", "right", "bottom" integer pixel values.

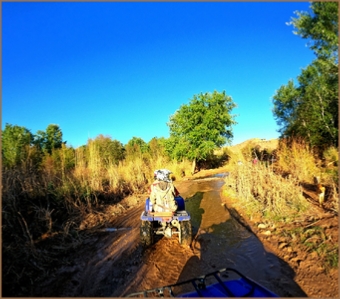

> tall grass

[
  {"left": 273, "top": 138, "right": 320, "bottom": 182},
  {"left": 2, "top": 143, "right": 193, "bottom": 241},
  {"left": 2, "top": 140, "right": 194, "bottom": 296},
  {"left": 3, "top": 136, "right": 338, "bottom": 294},
  {"left": 224, "top": 161, "right": 312, "bottom": 222},
  {"left": 223, "top": 138, "right": 339, "bottom": 273},
  {"left": 223, "top": 138, "right": 338, "bottom": 222}
]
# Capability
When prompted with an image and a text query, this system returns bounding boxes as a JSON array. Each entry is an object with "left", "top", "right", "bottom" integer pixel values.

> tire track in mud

[
  {"left": 113, "top": 180, "right": 217, "bottom": 296},
  {"left": 37, "top": 205, "right": 145, "bottom": 297},
  {"left": 119, "top": 237, "right": 195, "bottom": 296},
  {"left": 113, "top": 178, "right": 229, "bottom": 296},
  {"left": 119, "top": 177, "right": 307, "bottom": 297},
  {"left": 71, "top": 203, "right": 195, "bottom": 297},
  {"left": 77, "top": 206, "right": 145, "bottom": 297},
  {"left": 37, "top": 175, "right": 308, "bottom": 297},
  {"left": 72, "top": 178, "right": 226, "bottom": 297}
]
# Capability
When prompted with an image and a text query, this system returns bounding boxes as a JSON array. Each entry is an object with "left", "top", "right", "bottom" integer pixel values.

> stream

[
  {"left": 177, "top": 175, "right": 296, "bottom": 295},
  {"left": 36, "top": 173, "right": 306, "bottom": 297}
]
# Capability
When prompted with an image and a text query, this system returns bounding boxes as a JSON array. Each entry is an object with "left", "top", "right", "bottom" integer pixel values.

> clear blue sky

[{"left": 2, "top": 1, "right": 316, "bottom": 148}]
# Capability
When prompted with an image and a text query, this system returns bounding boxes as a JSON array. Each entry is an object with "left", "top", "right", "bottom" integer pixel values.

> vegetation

[
  {"left": 224, "top": 138, "right": 338, "bottom": 218},
  {"left": 222, "top": 3, "right": 339, "bottom": 272},
  {"left": 35, "top": 124, "right": 64, "bottom": 154},
  {"left": 2, "top": 119, "right": 223, "bottom": 296},
  {"left": 166, "top": 90, "right": 237, "bottom": 174},
  {"left": 289, "top": 2, "right": 338, "bottom": 60},
  {"left": 222, "top": 138, "right": 338, "bottom": 273},
  {"left": 2, "top": 123, "right": 35, "bottom": 168},
  {"left": 2, "top": 2, "right": 338, "bottom": 295},
  {"left": 273, "top": 2, "right": 338, "bottom": 149}
]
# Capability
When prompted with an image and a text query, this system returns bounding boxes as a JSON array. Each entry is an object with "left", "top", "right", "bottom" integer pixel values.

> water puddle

[
  {"left": 192, "top": 172, "right": 229, "bottom": 181},
  {"left": 176, "top": 174, "right": 306, "bottom": 296}
]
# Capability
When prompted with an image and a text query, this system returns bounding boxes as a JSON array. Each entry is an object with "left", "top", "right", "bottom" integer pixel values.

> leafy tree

[
  {"left": 289, "top": 2, "right": 338, "bottom": 60},
  {"left": 125, "top": 137, "right": 149, "bottom": 160},
  {"left": 273, "top": 2, "right": 338, "bottom": 149},
  {"left": 46, "top": 124, "right": 63, "bottom": 151},
  {"left": 2, "top": 123, "right": 34, "bottom": 167},
  {"left": 35, "top": 124, "right": 63, "bottom": 154},
  {"left": 88, "top": 134, "right": 125, "bottom": 166},
  {"left": 166, "top": 91, "right": 237, "bottom": 172},
  {"left": 110, "top": 140, "right": 126, "bottom": 164},
  {"left": 148, "top": 137, "right": 167, "bottom": 158}
]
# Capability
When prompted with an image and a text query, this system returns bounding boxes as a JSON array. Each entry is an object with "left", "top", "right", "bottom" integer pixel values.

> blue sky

[{"left": 2, "top": 1, "right": 316, "bottom": 148}]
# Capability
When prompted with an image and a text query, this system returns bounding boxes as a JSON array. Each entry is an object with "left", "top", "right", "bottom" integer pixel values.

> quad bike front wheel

[
  {"left": 180, "top": 220, "right": 192, "bottom": 246},
  {"left": 140, "top": 220, "right": 154, "bottom": 247}
]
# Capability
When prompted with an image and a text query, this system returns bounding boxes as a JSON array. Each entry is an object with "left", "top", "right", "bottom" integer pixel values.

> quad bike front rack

[{"left": 125, "top": 267, "right": 278, "bottom": 297}]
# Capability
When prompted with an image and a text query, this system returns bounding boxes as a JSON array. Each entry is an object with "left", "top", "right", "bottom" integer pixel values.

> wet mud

[{"left": 37, "top": 175, "right": 308, "bottom": 297}]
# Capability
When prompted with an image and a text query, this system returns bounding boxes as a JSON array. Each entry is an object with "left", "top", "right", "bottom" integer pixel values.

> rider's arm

[{"left": 149, "top": 183, "right": 157, "bottom": 205}]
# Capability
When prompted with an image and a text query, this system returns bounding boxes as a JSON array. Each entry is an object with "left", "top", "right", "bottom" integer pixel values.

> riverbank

[
  {"left": 5, "top": 166, "right": 338, "bottom": 297},
  {"left": 183, "top": 166, "right": 339, "bottom": 297},
  {"left": 219, "top": 174, "right": 338, "bottom": 298}
]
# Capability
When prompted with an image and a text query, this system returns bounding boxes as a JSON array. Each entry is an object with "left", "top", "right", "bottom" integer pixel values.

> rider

[{"left": 149, "top": 169, "right": 179, "bottom": 213}]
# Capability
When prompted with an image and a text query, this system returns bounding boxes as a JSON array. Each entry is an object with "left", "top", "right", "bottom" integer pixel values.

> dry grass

[
  {"left": 273, "top": 139, "right": 320, "bottom": 183},
  {"left": 224, "top": 138, "right": 338, "bottom": 274},
  {"left": 73, "top": 147, "right": 192, "bottom": 197},
  {"left": 2, "top": 136, "right": 338, "bottom": 295},
  {"left": 223, "top": 162, "right": 312, "bottom": 222},
  {"left": 223, "top": 138, "right": 338, "bottom": 222}
]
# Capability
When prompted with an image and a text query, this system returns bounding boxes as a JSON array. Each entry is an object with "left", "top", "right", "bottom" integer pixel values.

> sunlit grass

[
  {"left": 221, "top": 138, "right": 338, "bottom": 272},
  {"left": 224, "top": 161, "right": 312, "bottom": 222},
  {"left": 223, "top": 138, "right": 338, "bottom": 220},
  {"left": 2, "top": 136, "right": 338, "bottom": 295}
]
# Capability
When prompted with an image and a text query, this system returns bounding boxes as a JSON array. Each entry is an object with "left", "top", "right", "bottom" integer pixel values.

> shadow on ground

[{"left": 175, "top": 204, "right": 307, "bottom": 297}]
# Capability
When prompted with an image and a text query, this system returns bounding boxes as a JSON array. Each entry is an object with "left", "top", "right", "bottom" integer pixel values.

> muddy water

[
  {"left": 120, "top": 175, "right": 306, "bottom": 297},
  {"left": 35, "top": 174, "right": 306, "bottom": 297}
]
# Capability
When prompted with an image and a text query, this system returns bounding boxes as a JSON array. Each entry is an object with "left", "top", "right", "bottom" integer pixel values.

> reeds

[
  {"left": 223, "top": 138, "right": 338, "bottom": 221},
  {"left": 3, "top": 136, "right": 338, "bottom": 294},
  {"left": 224, "top": 161, "right": 312, "bottom": 222},
  {"left": 2, "top": 140, "right": 193, "bottom": 295},
  {"left": 273, "top": 138, "right": 320, "bottom": 183}
]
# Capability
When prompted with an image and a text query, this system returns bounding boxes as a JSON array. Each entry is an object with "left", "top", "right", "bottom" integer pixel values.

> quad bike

[
  {"left": 126, "top": 267, "right": 279, "bottom": 297},
  {"left": 140, "top": 196, "right": 192, "bottom": 246}
]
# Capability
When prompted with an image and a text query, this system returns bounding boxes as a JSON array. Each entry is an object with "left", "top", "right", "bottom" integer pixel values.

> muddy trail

[{"left": 37, "top": 174, "right": 308, "bottom": 297}]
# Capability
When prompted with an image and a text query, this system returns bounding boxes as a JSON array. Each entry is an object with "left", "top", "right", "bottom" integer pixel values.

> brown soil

[
  {"left": 202, "top": 168, "right": 339, "bottom": 298},
  {"left": 34, "top": 168, "right": 338, "bottom": 298},
  {"left": 251, "top": 214, "right": 339, "bottom": 298}
]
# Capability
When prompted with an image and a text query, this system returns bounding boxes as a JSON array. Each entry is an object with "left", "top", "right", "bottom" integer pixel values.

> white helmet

[{"left": 154, "top": 169, "right": 172, "bottom": 182}]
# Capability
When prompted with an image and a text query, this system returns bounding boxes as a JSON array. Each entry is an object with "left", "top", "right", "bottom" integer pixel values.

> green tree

[
  {"left": 273, "top": 2, "right": 338, "bottom": 149},
  {"left": 35, "top": 124, "right": 64, "bottom": 154},
  {"left": 289, "top": 2, "right": 338, "bottom": 59},
  {"left": 148, "top": 137, "right": 167, "bottom": 158},
  {"left": 166, "top": 91, "right": 237, "bottom": 173},
  {"left": 2, "top": 123, "right": 34, "bottom": 167},
  {"left": 125, "top": 137, "right": 149, "bottom": 160},
  {"left": 88, "top": 134, "right": 125, "bottom": 166}
]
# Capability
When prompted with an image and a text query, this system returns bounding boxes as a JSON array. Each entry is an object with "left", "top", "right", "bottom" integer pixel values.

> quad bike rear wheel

[
  {"left": 180, "top": 220, "right": 192, "bottom": 246},
  {"left": 140, "top": 221, "right": 154, "bottom": 247}
]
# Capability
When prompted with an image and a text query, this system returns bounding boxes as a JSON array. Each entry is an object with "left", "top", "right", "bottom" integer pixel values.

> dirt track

[{"left": 35, "top": 172, "right": 338, "bottom": 297}]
